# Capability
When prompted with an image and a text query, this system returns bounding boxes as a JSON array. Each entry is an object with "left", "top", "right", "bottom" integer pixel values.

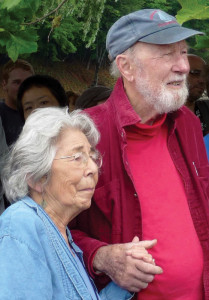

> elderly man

[{"left": 71, "top": 9, "right": 209, "bottom": 299}]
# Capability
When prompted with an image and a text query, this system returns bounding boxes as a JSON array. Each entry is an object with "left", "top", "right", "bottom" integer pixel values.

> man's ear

[{"left": 116, "top": 54, "right": 134, "bottom": 82}]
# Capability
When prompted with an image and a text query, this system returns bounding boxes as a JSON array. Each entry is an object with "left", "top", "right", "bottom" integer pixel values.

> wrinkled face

[
  {"left": 131, "top": 41, "right": 189, "bottom": 114},
  {"left": 44, "top": 128, "right": 98, "bottom": 219},
  {"left": 3, "top": 68, "right": 33, "bottom": 108},
  {"left": 21, "top": 86, "right": 60, "bottom": 120},
  {"left": 187, "top": 55, "right": 206, "bottom": 102}
]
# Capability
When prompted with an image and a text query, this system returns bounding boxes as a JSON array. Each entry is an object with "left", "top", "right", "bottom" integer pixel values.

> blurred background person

[
  {"left": 17, "top": 74, "right": 68, "bottom": 121},
  {"left": 206, "top": 64, "right": 209, "bottom": 97},
  {"left": 193, "top": 60, "right": 209, "bottom": 137},
  {"left": 75, "top": 85, "right": 112, "bottom": 109},
  {"left": 186, "top": 54, "right": 206, "bottom": 112},
  {"left": 0, "top": 117, "right": 8, "bottom": 215},
  {"left": 202, "top": 64, "right": 209, "bottom": 159},
  {"left": 0, "top": 107, "right": 133, "bottom": 300},
  {"left": 66, "top": 90, "right": 79, "bottom": 112},
  {"left": 0, "top": 59, "right": 34, "bottom": 145}
]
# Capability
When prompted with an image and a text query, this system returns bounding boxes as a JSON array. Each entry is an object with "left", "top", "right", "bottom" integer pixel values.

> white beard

[{"left": 134, "top": 64, "right": 188, "bottom": 114}]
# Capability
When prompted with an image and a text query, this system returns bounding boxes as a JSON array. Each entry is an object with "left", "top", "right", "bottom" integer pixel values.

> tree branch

[{"left": 23, "top": 0, "right": 68, "bottom": 25}]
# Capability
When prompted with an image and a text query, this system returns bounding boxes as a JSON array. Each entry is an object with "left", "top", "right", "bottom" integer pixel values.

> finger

[
  {"left": 126, "top": 251, "right": 155, "bottom": 265},
  {"left": 134, "top": 254, "right": 155, "bottom": 265},
  {"left": 138, "top": 239, "right": 157, "bottom": 249},
  {"left": 143, "top": 256, "right": 156, "bottom": 265},
  {"left": 125, "top": 239, "right": 157, "bottom": 250},
  {"left": 135, "top": 260, "right": 163, "bottom": 275},
  {"left": 115, "top": 272, "right": 154, "bottom": 292},
  {"left": 126, "top": 251, "right": 149, "bottom": 259},
  {"left": 126, "top": 247, "right": 148, "bottom": 255},
  {"left": 126, "top": 280, "right": 149, "bottom": 292}
]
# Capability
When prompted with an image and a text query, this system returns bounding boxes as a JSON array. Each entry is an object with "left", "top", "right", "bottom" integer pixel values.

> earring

[{"left": 41, "top": 198, "right": 47, "bottom": 209}]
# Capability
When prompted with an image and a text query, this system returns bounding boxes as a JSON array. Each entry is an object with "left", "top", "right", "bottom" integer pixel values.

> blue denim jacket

[{"left": 0, "top": 197, "right": 133, "bottom": 300}]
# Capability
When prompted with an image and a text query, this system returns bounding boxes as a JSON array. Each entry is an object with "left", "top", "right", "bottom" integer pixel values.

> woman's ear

[
  {"left": 116, "top": 54, "right": 134, "bottom": 82},
  {"left": 27, "top": 176, "right": 46, "bottom": 193}
]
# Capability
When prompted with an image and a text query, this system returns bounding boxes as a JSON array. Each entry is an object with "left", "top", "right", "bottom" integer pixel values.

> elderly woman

[{"left": 0, "top": 107, "right": 134, "bottom": 299}]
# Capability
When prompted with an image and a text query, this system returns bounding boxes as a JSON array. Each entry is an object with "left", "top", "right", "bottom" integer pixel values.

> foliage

[
  {"left": 0, "top": 0, "right": 208, "bottom": 63},
  {"left": 0, "top": 0, "right": 108, "bottom": 61},
  {"left": 0, "top": 4, "right": 38, "bottom": 61},
  {"left": 176, "top": 0, "right": 209, "bottom": 24},
  {"left": 176, "top": 0, "right": 209, "bottom": 57},
  {"left": 36, "top": 15, "right": 82, "bottom": 61}
]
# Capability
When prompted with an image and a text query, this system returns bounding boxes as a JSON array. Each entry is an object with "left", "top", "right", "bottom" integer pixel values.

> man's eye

[
  {"left": 13, "top": 80, "right": 21, "bottom": 84},
  {"left": 190, "top": 70, "right": 201, "bottom": 75},
  {"left": 182, "top": 50, "right": 188, "bottom": 55}
]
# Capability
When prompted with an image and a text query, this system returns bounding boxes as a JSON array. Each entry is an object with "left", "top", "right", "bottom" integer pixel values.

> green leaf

[
  {"left": 194, "top": 35, "right": 209, "bottom": 49},
  {"left": 0, "top": 0, "right": 22, "bottom": 10},
  {"left": 0, "top": 0, "right": 40, "bottom": 13},
  {"left": 0, "top": 32, "right": 10, "bottom": 47},
  {"left": 6, "top": 30, "right": 38, "bottom": 61},
  {"left": 176, "top": 0, "right": 209, "bottom": 24}
]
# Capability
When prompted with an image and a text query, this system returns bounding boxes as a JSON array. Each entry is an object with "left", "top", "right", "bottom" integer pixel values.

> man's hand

[{"left": 92, "top": 237, "right": 163, "bottom": 292}]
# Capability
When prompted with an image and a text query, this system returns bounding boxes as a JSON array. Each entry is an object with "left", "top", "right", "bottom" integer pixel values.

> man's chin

[{"left": 155, "top": 97, "right": 187, "bottom": 114}]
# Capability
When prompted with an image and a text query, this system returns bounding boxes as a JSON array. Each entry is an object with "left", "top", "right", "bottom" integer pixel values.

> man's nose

[{"left": 172, "top": 55, "right": 190, "bottom": 74}]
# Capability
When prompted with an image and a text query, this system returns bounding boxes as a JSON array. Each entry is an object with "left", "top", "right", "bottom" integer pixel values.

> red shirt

[
  {"left": 71, "top": 78, "right": 209, "bottom": 299},
  {"left": 126, "top": 116, "right": 203, "bottom": 299}
]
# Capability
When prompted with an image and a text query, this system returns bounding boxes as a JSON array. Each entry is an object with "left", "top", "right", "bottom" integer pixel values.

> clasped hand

[{"left": 93, "top": 236, "right": 163, "bottom": 292}]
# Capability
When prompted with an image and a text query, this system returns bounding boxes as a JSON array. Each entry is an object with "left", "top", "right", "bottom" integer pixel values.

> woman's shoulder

[{"left": 0, "top": 197, "right": 47, "bottom": 249}]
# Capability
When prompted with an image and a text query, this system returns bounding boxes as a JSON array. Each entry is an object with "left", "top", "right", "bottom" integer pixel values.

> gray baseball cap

[{"left": 106, "top": 9, "right": 204, "bottom": 61}]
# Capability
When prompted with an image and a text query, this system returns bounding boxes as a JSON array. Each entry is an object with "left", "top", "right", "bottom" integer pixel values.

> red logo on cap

[
  {"left": 150, "top": 10, "right": 178, "bottom": 27},
  {"left": 150, "top": 10, "right": 158, "bottom": 20}
]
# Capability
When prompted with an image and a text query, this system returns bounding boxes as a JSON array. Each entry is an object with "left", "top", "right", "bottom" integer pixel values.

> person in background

[
  {"left": 185, "top": 54, "right": 206, "bottom": 112},
  {"left": 206, "top": 64, "right": 209, "bottom": 97},
  {"left": 71, "top": 9, "right": 209, "bottom": 299},
  {"left": 66, "top": 90, "right": 79, "bottom": 112},
  {"left": 0, "top": 118, "right": 8, "bottom": 215},
  {"left": 0, "top": 59, "right": 34, "bottom": 145},
  {"left": 75, "top": 86, "right": 112, "bottom": 109},
  {"left": 202, "top": 64, "right": 209, "bottom": 159},
  {"left": 17, "top": 74, "right": 68, "bottom": 121},
  {"left": 192, "top": 58, "right": 209, "bottom": 136},
  {"left": 0, "top": 107, "right": 136, "bottom": 300}
]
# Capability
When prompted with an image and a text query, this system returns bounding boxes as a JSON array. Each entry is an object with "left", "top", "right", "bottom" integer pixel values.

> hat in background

[
  {"left": 106, "top": 9, "right": 204, "bottom": 61},
  {"left": 75, "top": 86, "right": 112, "bottom": 109}
]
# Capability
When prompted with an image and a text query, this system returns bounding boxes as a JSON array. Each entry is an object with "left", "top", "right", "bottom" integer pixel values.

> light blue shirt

[
  {"left": 204, "top": 133, "right": 209, "bottom": 161},
  {"left": 0, "top": 197, "right": 133, "bottom": 300},
  {"left": 0, "top": 117, "right": 8, "bottom": 215}
]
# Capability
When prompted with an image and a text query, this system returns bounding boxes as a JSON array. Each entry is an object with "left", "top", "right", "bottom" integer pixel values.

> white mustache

[{"left": 166, "top": 74, "right": 187, "bottom": 83}]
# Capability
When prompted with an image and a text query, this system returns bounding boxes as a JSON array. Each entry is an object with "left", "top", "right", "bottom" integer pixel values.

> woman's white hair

[{"left": 2, "top": 107, "right": 100, "bottom": 202}]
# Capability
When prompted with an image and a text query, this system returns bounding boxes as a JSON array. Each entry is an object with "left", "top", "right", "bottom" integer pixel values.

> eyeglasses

[{"left": 54, "top": 151, "right": 102, "bottom": 168}]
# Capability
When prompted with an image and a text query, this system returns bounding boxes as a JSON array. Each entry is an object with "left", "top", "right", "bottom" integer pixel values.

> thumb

[
  {"left": 138, "top": 239, "right": 157, "bottom": 249},
  {"left": 132, "top": 236, "right": 140, "bottom": 243}
]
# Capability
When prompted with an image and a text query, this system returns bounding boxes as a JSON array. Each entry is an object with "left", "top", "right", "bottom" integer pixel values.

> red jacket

[{"left": 71, "top": 78, "right": 209, "bottom": 298}]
